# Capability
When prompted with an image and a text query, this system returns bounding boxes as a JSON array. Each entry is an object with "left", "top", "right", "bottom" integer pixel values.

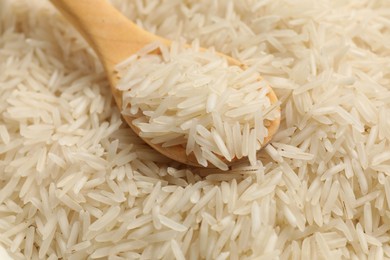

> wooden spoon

[{"left": 50, "top": 0, "right": 280, "bottom": 168}]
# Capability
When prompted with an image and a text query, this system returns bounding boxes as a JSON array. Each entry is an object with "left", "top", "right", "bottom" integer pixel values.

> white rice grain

[
  {"left": 171, "top": 239, "right": 186, "bottom": 260},
  {"left": 158, "top": 215, "right": 187, "bottom": 232},
  {"left": 88, "top": 206, "right": 121, "bottom": 231}
]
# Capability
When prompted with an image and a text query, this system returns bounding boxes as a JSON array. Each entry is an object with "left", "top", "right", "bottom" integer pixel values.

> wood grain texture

[{"left": 50, "top": 0, "right": 280, "bottom": 168}]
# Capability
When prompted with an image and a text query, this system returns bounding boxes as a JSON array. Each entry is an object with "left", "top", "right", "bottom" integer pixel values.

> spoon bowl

[{"left": 50, "top": 0, "right": 280, "bottom": 167}]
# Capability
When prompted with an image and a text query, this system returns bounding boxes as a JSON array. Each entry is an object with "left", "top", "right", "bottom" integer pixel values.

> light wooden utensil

[{"left": 50, "top": 0, "right": 280, "bottom": 167}]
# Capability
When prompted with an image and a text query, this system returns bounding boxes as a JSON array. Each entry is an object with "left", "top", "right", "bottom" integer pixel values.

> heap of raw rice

[
  {"left": 0, "top": 0, "right": 390, "bottom": 259},
  {"left": 115, "top": 41, "right": 279, "bottom": 170}
]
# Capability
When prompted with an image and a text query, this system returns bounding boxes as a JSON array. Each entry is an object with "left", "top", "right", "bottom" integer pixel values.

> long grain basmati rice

[
  {"left": 115, "top": 41, "right": 279, "bottom": 170},
  {"left": 0, "top": 0, "right": 390, "bottom": 259}
]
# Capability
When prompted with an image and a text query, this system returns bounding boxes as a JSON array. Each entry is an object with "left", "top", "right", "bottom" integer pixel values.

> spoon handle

[{"left": 49, "top": 0, "right": 157, "bottom": 65}]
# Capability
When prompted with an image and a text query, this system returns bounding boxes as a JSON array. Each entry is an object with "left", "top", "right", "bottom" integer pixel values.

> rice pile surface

[{"left": 1, "top": 0, "right": 390, "bottom": 259}]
